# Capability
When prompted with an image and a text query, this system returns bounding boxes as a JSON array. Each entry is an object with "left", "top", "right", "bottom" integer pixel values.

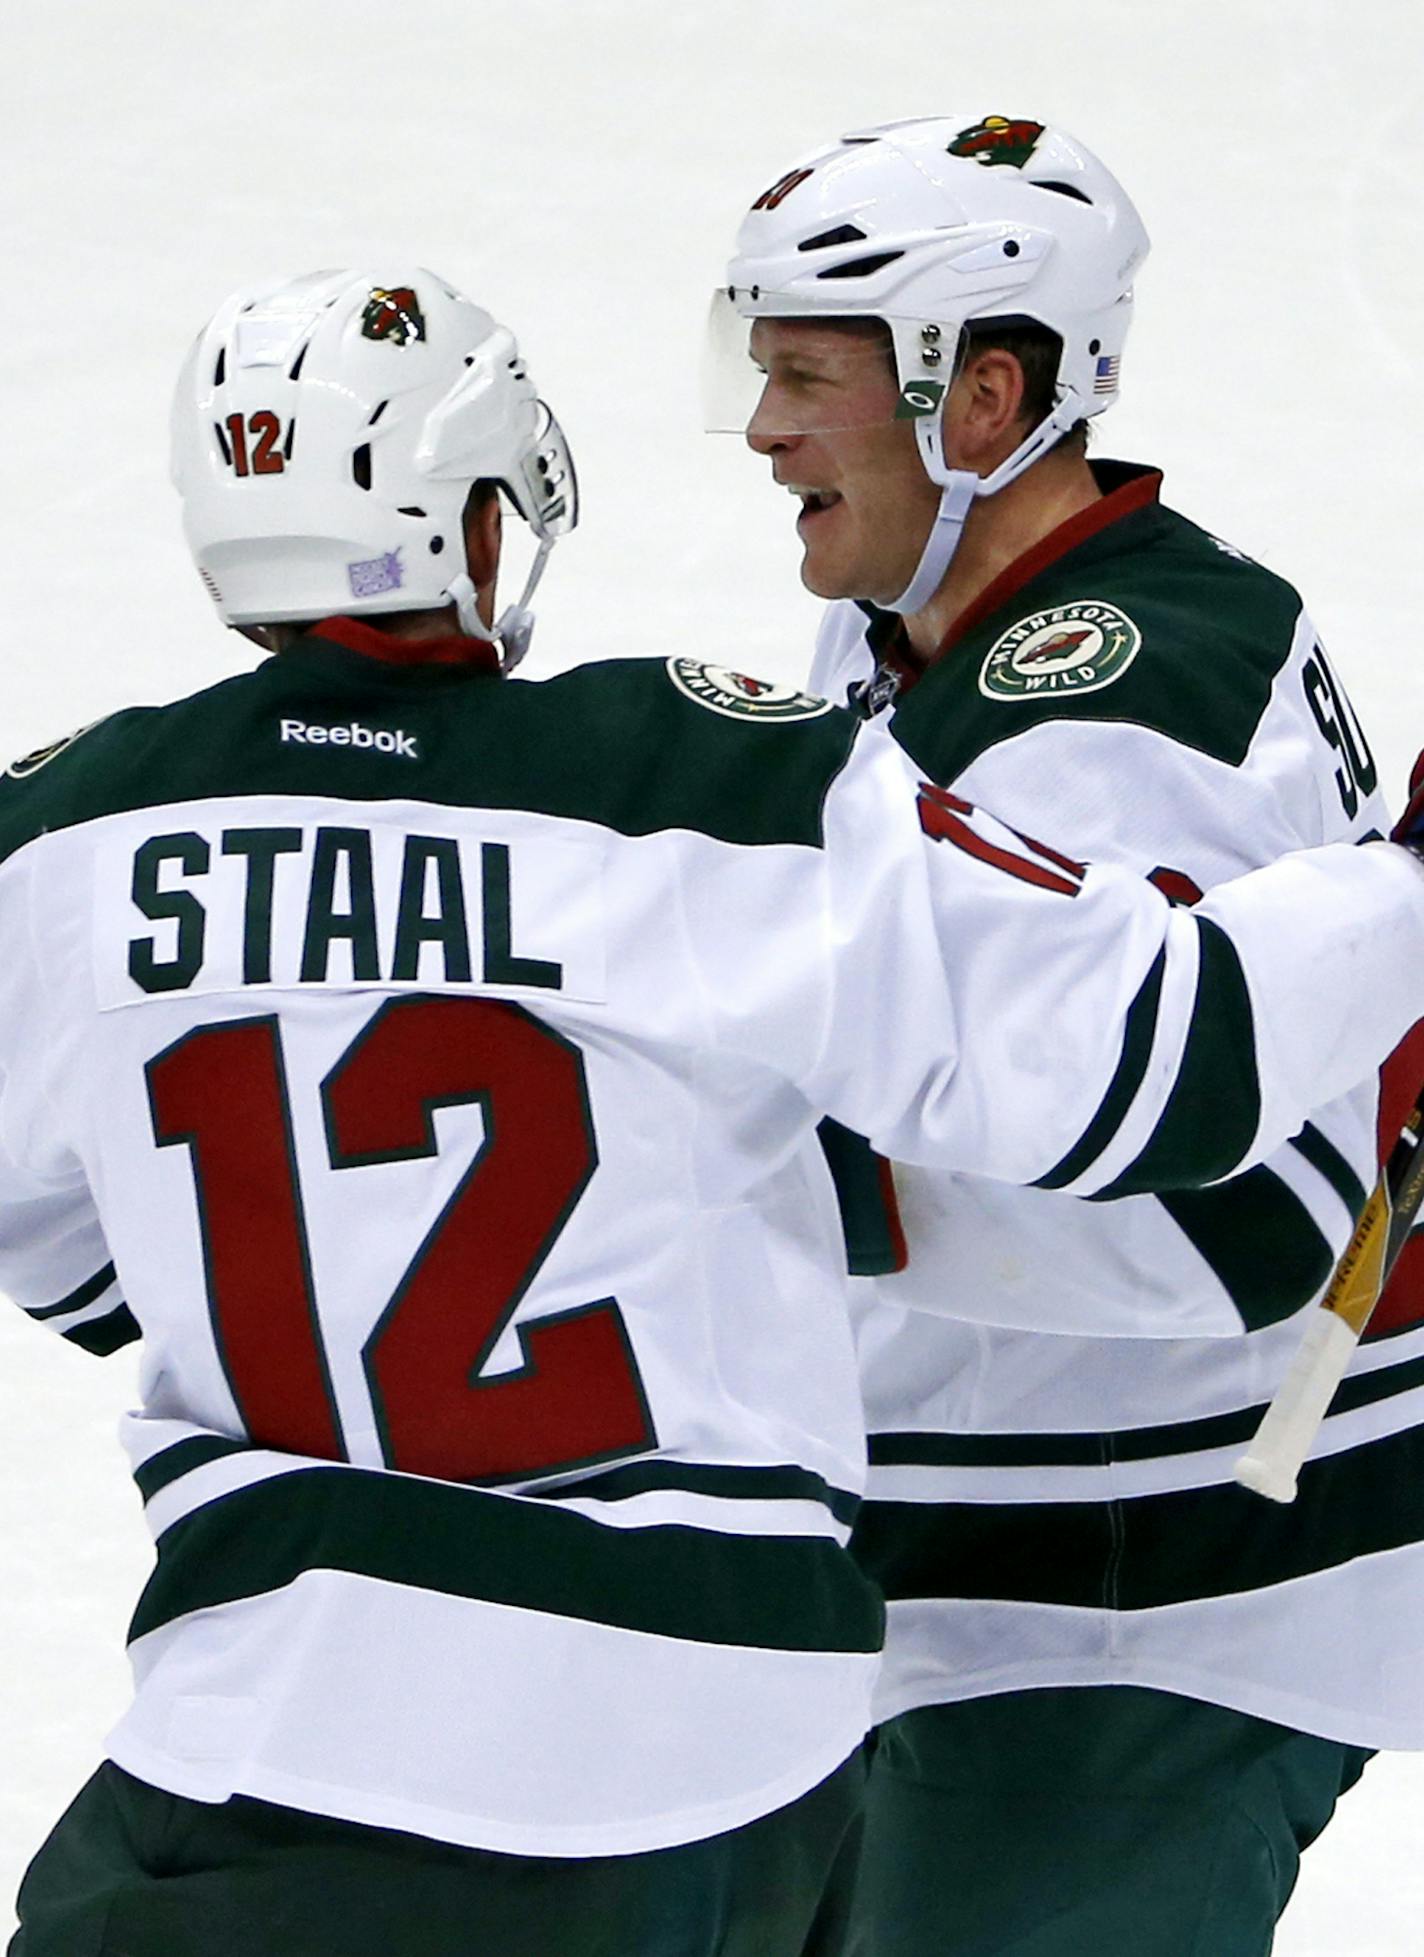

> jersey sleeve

[
  {"left": 860, "top": 602, "right": 1395, "bottom": 1334},
  {"left": 0, "top": 847, "right": 134, "bottom": 1356},
  {"left": 684, "top": 728, "right": 1424, "bottom": 1197}
]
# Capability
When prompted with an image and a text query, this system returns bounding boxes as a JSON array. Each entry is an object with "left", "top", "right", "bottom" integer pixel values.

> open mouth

[{"left": 793, "top": 488, "right": 842, "bottom": 530}]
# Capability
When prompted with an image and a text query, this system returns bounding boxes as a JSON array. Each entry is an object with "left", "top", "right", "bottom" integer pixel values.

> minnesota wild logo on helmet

[
  {"left": 360, "top": 286, "right": 426, "bottom": 346},
  {"left": 947, "top": 117, "right": 1046, "bottom": 169}
]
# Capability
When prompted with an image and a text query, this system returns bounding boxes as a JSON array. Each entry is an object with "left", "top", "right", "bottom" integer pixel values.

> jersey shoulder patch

[
  {"left": 977, "top": 600, "right": 1141, "bottom": 703},
  {"left": 4, "top": 718, "right": 108, "bottom": 780},
  {"left": 665, "top": 658, "right": 833, "bottom": 724},
  {"left": 895, "top": 504, "right": 1306, "bottom": 782}
]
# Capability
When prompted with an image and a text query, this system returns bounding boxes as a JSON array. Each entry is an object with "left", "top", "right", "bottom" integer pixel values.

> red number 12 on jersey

[{"left": 147, "top": 996, "right": 656, "bottom": 1484}]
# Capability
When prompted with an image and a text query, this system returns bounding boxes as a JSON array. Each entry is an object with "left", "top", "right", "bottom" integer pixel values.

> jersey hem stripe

[{"left": 128, "top": 1462, "right": 885, "bottom": 1653}]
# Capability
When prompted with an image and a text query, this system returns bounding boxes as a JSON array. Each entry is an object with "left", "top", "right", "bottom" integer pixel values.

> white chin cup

[
  {"left": 886, "top": 393, "right": 1087, "bottom": 618},
  {"left": 446, "top": 537, "right": 554, "bottom": 674}
]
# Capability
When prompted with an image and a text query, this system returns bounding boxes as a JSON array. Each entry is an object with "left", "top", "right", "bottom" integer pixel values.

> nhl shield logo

[
  {"left": 979, "top": 601, "right": 1141, "bottom": 702},
  {"left": 666, "top": 659, "right": 833, "bottom": 723}
]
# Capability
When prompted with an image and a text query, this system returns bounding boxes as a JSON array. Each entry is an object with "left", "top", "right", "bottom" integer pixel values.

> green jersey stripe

[
  {"left": 533, "top": 1460, "right": 862, "bottom": 1526},
  {"left": 1034, "top": 950, "right": 1165, "bottom": 1191},
  {"left": 65, "top": 1304, "right": 140, "bottom": 1356},
  {"left": 856, "top": 1418, "right": 1424, "bottom": 1610},
  {"left": 128, "top": 1463, "right": 884, "bottom": 1653},
  {"left": 134, "top": 1434, "right": 253, "bottom": 1503},
  {"left": 134, "top": 1437, "right": 862, "bottom": 1527},
  {"left": 1156, "top": 1166, "right": 1335, "bottom": 1331},
  {"left": 24, "top": 1261, "right": 118, "bottom": 1320},
  {"left": 1291, "top": 1121, "right": 1369, "bottom": 1220},
  {"left": 1095, "top": 917, "right": 1259, "bottom": 1196},
  {"left": 866, "top": 1347, "right": 1424, "bottom": 1470},
  {"left": 816, "top": 1118, "right": 905, "bottom": 1278}
]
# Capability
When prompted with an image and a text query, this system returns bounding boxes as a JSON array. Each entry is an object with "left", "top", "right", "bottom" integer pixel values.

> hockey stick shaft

[{"left": 1234, "top": 1105, "right": 1424, "bottom": 1503}]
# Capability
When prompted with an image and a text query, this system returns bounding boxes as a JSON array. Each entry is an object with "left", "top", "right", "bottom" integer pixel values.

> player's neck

[{"left": 903, "top": 450, "right": 1102, "bottom": 661}]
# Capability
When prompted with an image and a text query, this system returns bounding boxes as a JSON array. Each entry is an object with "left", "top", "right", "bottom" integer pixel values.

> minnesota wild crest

[
  {"left": 667, "top": 659, "right": 832, "bottom": 722},
  {"left": 979, "top": 600, "right": 1141, "bottom": 702}
]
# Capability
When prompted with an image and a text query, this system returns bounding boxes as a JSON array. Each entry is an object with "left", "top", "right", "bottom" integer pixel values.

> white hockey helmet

[
  {"left": 711, "top": 116, "right": 1149, "bottom": 613},
  {"left": 171, "top": 269, "right": 577, "bottom": 668}
]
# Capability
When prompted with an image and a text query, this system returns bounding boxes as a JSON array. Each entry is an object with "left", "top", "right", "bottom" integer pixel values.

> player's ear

[
  {"left": 462, "top": 482, "right": 503, "bottom": 589},
  {"left": 949, "top": 348, "right": 1027, "bottom": 463}
]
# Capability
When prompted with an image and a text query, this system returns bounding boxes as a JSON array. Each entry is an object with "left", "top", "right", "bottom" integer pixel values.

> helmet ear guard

[
  {"left": 172, "top": 269, "right": 578, "bottom": 667},
  {"left": 719, "top": 116, "right": 1148, "bottom": 611}
]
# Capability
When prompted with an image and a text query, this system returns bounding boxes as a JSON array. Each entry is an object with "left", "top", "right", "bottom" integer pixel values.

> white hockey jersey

[
  {"left": 2, "top": 618, "right": 1421, "bottom": 1856},
  {"left": 811, "top": 464, "right": 1424, "bottom": 1748}
]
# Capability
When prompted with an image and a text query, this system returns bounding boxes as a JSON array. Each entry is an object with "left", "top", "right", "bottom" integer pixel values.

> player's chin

[{"left": 798, "top": 540, "right": 857, "bottom": 602}]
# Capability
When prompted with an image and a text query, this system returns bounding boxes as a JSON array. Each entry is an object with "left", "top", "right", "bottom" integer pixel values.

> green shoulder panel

[
  {"left": 890, "top": 505, "right": 1305, "bottom": 785},
  {"left": 457, "top": 656, "right": 859, "bottom": 848},
  {"left": 0, "top": 704, "right": 171, "bottom": 871},
  {"left": 0, "top": 651, "right": 859, "bottom": 864}
]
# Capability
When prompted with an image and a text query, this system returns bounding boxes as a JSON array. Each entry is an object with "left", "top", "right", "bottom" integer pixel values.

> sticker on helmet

[
  {"left": 5, "top": 719, "right": 104, "bottom": 780},
  {"left": 666, "top": 659, "right": 834, "bottom": 722},
  {"left": 978, "top": 601, "right": 1141, "bottom": 701},
  {"left": 1093, "top": 354, "right": 1121, "bottom": 395},
  {"left": 360, "top": 287, "right": 426, "bottom": 346},
  {"left": 895, "top": 379, "right": 947, "bottom": 420},
  {"left": 751, "top": 168, "right": 814, "bottom": 213},
  {"left": 347, "top": 549, "right": 405, "bottom": 599},
  {"left": 947, "top": 118, "right": 1046, "bottom": 169}
]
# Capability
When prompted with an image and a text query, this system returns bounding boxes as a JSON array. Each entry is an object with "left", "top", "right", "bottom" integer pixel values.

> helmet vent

[
  {"left": 352, "top": 443, "right": 372, "bottom": 491},
  {"left": 1035, "top": 180, "right": 1092, "bottom": 205},
  {"left": 213, "top": 420, "right": 232, "bottom": 466},
  {"left": 397, "top": 506, "right": 427, "bottom": 517},
  {"left": 200, "top": 569, "right": 223, "bottom": 604},
  {"left": 816, "top": 251, "right": 903, "bottom": 281},
  {"left": 284, "top": 419, "right": 297, "bottom": 461},
  {"left": 213, "top": 348, "right": 226, "bottom": 387},
  {"left": 288, "top": 342, "right": 310, "bottom": 381},
  {"left": 367, "top": 399, "right": 388, "bottom": 426},
  {"left": 798, "top": 224, "right": 867, "bottom": 253}
]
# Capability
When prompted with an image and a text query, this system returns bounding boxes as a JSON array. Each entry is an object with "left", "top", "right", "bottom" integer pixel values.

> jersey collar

[
  {"left": 300, "top": 614, "right": 504, "bottom": 674},
  {"left": 862, "top": 461, "right": 1164, "bottom": 697}
]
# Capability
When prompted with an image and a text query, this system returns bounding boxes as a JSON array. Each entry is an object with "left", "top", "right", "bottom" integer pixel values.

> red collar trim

[
  {"left": 942, "top": 467, "right": 1162, "bottom": 655},
  {"left": 884, "top": 467, "right": 1164, "bottom": 689},
  {"left": 306, "top": 615, "right": 503, "bottom": 673}
]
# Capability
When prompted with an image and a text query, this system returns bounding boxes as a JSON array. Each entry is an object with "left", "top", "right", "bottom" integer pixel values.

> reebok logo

[{"left": 279, "top": 719, "right": 419, "bottom": 759}]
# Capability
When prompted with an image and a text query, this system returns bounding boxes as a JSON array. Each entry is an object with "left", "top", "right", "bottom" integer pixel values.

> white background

[{"left": 3, "top": 1, "right": 1422, "bottom": 1947}]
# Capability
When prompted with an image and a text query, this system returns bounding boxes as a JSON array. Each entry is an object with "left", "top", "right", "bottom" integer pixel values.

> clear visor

[
  {"left": 703, "top": 288, "right": 957, "bottom": 437},
  {"left": 515, "top": 400, "right": 578, "bottom": 540}
]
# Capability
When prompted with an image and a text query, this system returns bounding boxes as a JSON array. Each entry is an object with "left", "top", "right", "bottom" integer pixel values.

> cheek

[{"left": 844, "top": 440, "right": 936, "bottom": 540}]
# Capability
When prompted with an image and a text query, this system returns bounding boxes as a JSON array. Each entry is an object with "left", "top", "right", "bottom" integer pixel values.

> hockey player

[
  {"left": 716, "top": 116, "right": 1422, "bottom": 1954},
  {"left": 6, "top": 269, "right": 1424, "bottom": 1957}
]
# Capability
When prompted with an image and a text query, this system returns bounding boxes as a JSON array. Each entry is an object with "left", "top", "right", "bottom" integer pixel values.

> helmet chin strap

[
  {"left": 447, "top": 536, "right": 555, "bottom": 674},
  {"left": 885, "top": 390, "right": 1088, "bottom": 618}
]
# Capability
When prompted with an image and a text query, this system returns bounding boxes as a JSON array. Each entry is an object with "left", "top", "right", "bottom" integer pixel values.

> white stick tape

[{"left": 1233, "top": 1310, "right": 1361, "bottom": 1504}]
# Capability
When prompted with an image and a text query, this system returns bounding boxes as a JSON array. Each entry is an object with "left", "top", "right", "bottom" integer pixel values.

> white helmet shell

[
  {"left": 171, "top": 269, "right": 576, "bottom": 639},
  {"left": 726, "top": 115, "right": 1149, "bottom": 427},
  {"left": 721, "top": 117, "right": 1148, "bottom": 616}
]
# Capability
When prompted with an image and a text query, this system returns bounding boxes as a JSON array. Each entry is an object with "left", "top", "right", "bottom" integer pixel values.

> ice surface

[{"left": 4, "top": 1, "right": 1423, "bottom": 1944}]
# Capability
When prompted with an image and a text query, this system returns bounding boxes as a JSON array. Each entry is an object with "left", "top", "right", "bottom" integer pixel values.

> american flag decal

[{"left": 1094, "top": 354, "right": 1121, "bottom": 394}]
